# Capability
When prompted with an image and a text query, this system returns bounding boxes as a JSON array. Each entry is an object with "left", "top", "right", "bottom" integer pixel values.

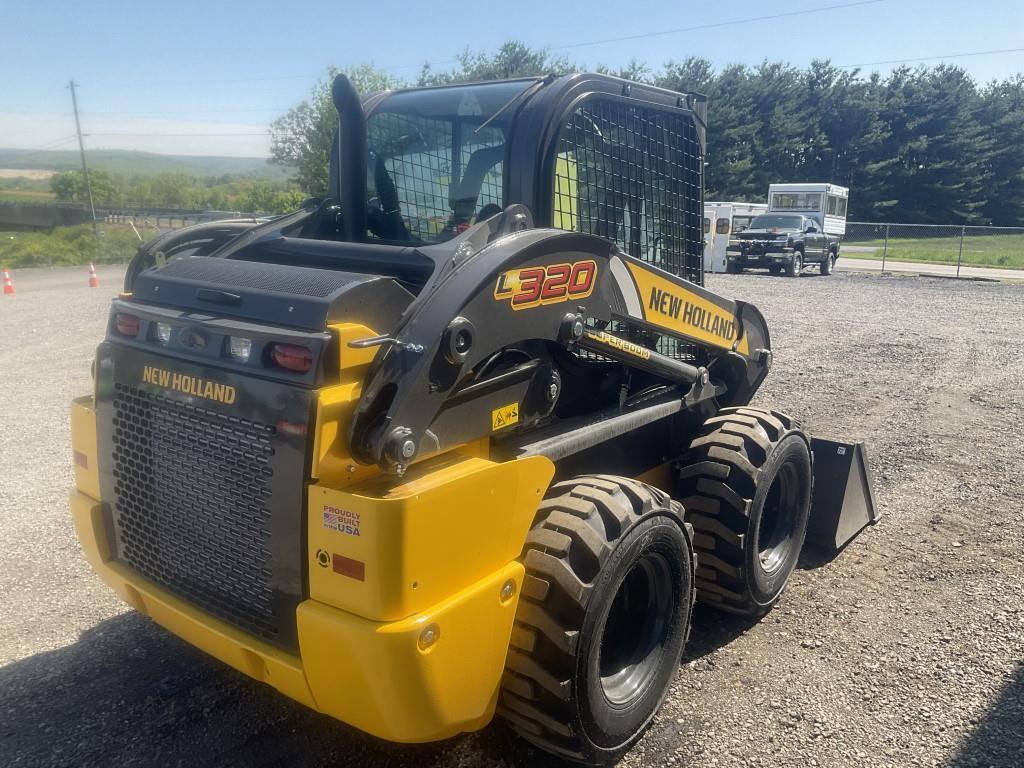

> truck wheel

[
  {"left": 786, "top": 251, "right": 803, "bottom": 277},
  {"left": 499, "top": 476, "right": 695, "bottom": 765},
  {"left": 726, "top": 262, "right": 742, "bottom": 274},
  {"left": 678, "top": 408, "right": 812, "bottom": 616},
  {"left": 821, "top": 251, "right": 835, "bottom": 275}
]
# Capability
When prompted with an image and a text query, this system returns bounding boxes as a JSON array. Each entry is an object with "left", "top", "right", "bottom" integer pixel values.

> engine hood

[{"left": 737, "top": 228, "right": 798, "bottom": 239}]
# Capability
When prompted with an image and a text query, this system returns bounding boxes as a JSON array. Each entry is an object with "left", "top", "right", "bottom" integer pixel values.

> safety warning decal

[{"left": 491, "top": 402, "right": 520, "bottom": 431}]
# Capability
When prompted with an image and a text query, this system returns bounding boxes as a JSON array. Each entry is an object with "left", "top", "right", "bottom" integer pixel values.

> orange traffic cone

[
  {"left": 2, "top": 267, "right": 13, "bottom": 295},
  {"left": 88, "top": 263, "right": 100, "bottom": 288}
]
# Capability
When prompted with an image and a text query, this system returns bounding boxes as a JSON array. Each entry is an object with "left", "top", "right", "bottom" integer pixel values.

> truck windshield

[
  {"left": 364, "top": 80, "right": 534, "bottom": 243},
  {"left": 771, "top": 192, "right": 822, "bottom": 211},
  {"left": 749, "top": 215, "right": 803, "bottom": 230}
]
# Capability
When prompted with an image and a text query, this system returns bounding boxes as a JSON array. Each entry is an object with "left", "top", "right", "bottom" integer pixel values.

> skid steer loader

[{"left": 69, "top": 73, "right": 877, "bottom": 764}]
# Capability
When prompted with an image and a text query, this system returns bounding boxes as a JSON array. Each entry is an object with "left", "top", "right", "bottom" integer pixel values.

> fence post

[
  {"left": 881, "top": 224, "right": 889, "bottom": 273},
  {"left": 956, "top": 225, "right": 965, "bottom": 277}
]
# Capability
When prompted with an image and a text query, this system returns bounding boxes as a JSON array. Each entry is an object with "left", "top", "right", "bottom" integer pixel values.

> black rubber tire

[
  {"left": 786, "top": 250, "right": 803, "bottom": 277},
  {"left": 726, "top": 261, "right": 742, "bottom": 274},
  {"left": 820, "top": 251, "right": 835, "bottom": 275},
  {"left": 678, "top": 407, "right": 812, "bottom": 616},
  {"left": 498, "top": 475, "right": 696, "bottom": 765}
]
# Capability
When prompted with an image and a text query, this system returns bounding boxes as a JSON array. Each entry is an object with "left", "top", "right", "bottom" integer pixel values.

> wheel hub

[
  {"left": 757, "top": 461, "right": 801, "bottom": 573},
  {"left": 598, "top": 552, "right": 674, "bottom": 705}
]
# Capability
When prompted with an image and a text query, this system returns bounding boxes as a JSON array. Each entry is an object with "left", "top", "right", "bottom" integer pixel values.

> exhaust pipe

[{"left": 331, "top": 74, "right": 367, "bottom": 242}]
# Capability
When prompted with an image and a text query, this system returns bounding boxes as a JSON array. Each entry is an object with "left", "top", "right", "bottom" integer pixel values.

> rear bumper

[{"left": 71, "top": 488, "right": 523, "bottom": 742}]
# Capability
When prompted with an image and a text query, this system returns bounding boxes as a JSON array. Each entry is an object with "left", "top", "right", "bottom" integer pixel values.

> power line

[
  {"left": 836, "top": 46, "right": 1024, "bottom": 69},
  {"left": 85, "top": 131, "right": 271, "bottom": 137},
  {"left": 86, "top": 107, "right": 295, "bottom": 117},
  {"left": 90, "top": 72, "right": 322, "bottom": 89},
  {"left": 77, "top": 0, "right": 892, "bottom": 85},
  {"left": 5, "top": 135, "right": 80, "bottom": 152},
  {"left": 0, "top": 136, "right": 81, "bottom": 163},
  {"left": 549, "top": 0, "right": 888, "bottom": 51},
  {"left": 377, "top": 0, "right": 891, "bottom": 70}
]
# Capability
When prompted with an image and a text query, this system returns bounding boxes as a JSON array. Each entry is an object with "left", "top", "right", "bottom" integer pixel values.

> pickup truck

[{"left": 726, "top": 213, "right": 840, "bottom": 277}]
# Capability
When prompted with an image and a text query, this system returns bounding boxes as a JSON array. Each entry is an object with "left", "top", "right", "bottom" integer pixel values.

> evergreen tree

[
  {"left": 263, "top": 45, "right": 1023, "bottom": 225},
  {"left": 978, "top": 75, "right": 1024, "bottom": 226}
]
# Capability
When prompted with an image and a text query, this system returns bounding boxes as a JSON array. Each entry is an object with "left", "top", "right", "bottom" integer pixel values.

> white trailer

[
  {"left": 767, "top": 183, "right": 849, "bottom": 237},
  {"left": 703, "top": 201, "right": 768, "bottom": 273}
]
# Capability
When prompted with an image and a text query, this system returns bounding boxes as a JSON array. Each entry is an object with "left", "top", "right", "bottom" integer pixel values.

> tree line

[
  {"left": 270, "top": 42, "right": 1024, "bottom": 226},
  {"left": 49, "top": 169, "right": 305, "bottom": 214}
]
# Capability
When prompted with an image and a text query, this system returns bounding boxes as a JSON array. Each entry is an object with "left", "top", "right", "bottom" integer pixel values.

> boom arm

[{"left": 348, "top": 211, "right": 772, "bottom": 472}]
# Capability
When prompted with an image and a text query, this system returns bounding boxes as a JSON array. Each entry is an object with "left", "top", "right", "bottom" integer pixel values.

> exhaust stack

[{"left": 331, "top": 73, "right": 367, "bottom": 242}]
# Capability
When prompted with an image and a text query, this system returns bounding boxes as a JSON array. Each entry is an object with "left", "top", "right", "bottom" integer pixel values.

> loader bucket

[{"left": 806, "top": 438, "right": 880, "bottom": 550}]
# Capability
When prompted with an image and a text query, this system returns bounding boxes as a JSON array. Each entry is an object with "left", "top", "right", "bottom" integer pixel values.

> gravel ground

[{"left": 1, "top": 266, "right": 1022, "bottom": 768}]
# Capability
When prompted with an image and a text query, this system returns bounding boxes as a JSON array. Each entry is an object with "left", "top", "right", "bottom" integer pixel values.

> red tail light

[
  {"left": 271, "top": 343, "right": 313, "bottom": 373},
  {"left": 115, "top": 313, "right": 140, "bottom": 337}
]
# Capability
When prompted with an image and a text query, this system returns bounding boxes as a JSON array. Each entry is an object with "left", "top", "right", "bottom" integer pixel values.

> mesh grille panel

[
  {"left": 110, "top": 383, "right": 280, "bottom": 641},
  {"left": 461, "top": 132, "right": 503, "bottom": 213},
  {"left": 368, "top": 111, "right": 505, "bottom": 242},
  {"left": 553, "top": 99, "right": 704, "bottom": 285},
  {"left": 376, "top": 113, "right": 451, "bottom": 241},
  {"left": 555, "top": 98, "right": 705, "bottom": 363}
]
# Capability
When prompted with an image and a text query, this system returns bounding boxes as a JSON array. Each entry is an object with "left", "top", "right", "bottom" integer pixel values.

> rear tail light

[
  {"left": 115, "top": 313, "right": 140, "bottom": 337},
  {"left": 270, "top": 343, "right": 313, "bottom": 373}
]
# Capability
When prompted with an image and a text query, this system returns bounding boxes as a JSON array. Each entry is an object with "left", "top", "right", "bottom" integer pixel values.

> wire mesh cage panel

[
  {"left": 367, "top": 112, "right": 448, "bottom": 241},
  {"left": 552, "top": 98, "right": 704, "bottom": 285},
  {"left": 460, "top": 130, "right": 504, "bottom": 214},
  {"left": 554, "top": 97, "right": 706, "bottom": 363},
  {"left": 367, "top": 111, "right": 505, "bottom": 242}
]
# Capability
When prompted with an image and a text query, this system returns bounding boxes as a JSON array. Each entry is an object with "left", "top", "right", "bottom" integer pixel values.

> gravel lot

[{"left": 1, "top": 265, "right": 1022, "bottom": 768}]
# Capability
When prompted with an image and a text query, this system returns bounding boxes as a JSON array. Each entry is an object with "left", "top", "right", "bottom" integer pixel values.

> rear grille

[{"left": 110, "top": 382, "right": 281, "bottom": 642}]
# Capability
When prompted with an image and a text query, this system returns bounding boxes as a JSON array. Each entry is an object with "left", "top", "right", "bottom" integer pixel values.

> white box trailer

[
  {"left": 767, "top": 183, "right": 849, "bottom": 237},
  {"left": 703, "top": 201, "right": 768, "bottom": 273}
]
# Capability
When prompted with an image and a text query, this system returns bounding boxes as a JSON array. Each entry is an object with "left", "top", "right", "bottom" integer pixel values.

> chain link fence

[{"left": 845, "top": 222, "right": 1024, "bottom": 274}]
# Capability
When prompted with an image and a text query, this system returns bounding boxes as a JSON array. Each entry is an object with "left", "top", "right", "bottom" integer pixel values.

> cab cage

[{"left": 332, "top": 73, "right": 708, "bottom": 287}]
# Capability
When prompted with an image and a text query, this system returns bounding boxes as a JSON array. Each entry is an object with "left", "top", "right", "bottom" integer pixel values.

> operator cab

[{"left": 360, "top": 79, "right": 535, "bottom": 243}]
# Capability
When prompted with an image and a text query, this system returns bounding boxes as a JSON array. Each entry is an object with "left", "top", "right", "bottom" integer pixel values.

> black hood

[{"left": 737, "top": 228, "right": 797, "bottom": 239}]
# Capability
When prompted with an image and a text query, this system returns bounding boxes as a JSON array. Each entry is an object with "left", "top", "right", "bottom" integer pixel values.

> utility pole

[{"left": 68, "top": 80, "right": 98, "bottom": 235}]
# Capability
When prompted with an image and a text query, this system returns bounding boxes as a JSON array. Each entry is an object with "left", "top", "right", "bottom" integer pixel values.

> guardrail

[{"left": 0, "top": 201, "right": 255, "bottom": 230}]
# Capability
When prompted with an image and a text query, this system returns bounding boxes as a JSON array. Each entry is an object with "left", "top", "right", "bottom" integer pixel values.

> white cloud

[{"left": 0, "top": 112, "right": 271, "bottom": 157}]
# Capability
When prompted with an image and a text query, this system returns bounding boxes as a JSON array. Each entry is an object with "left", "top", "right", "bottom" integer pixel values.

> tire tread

[
  {"left": 679, "top": 407, "right": 806, "bottom": 615},
  {"left": 499, "top": 475, "right": 696, "bottom": 762}
]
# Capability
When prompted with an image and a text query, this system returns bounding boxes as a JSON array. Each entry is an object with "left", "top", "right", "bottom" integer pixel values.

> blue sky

[{"left": 1, "top": 0, "right": 1021, "bottom": 156}]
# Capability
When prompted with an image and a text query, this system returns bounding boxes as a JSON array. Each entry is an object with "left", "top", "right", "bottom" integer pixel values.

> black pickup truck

[{"left": 726, "top": 213, "right": 840, "bottom": 276}]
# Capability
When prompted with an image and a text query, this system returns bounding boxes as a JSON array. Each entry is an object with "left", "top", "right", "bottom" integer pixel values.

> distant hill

[{"left": 0, "top": 148, "right": 291, "bottom": 180}]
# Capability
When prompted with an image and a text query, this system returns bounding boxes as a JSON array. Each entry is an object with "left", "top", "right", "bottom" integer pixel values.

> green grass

[
  {"left": 0, "top": 224, "right": 142, "bottom": 268},
  {"left": 845, "top": 234, "right": 1024, "bottom": 270},
  {"left": 0, "top": 188, "right": 56, "bottom": 202}
]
